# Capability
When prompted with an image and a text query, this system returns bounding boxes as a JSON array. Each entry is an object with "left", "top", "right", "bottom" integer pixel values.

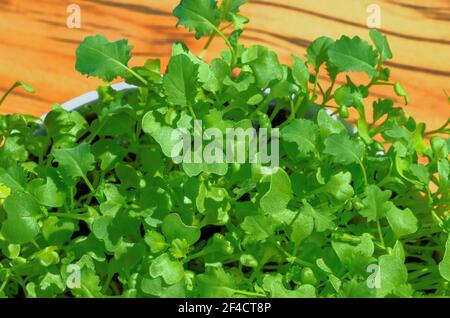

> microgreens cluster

[{"left": 0, "top": 0, "right": 449, "bottom": 298}]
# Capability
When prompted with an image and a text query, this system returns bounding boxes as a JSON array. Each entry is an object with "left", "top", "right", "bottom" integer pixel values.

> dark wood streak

[
  {"left": 82, "top": 0, "right": 171, "bottom": 17},
  {"left": 1, "top": 39, "right": 73, "bottom": 60},
  {"left": 133, "top": 51, "right": 165, "bottom": 57},
  {"left": 84, "top": 22, "right": 122, "bottom": 31},
  {"left": 246, "top": 27, "right": 311, "bottom": 48},
  {"left": 251, "top": 0, "right": 450, "bottom": 45},
  {"left": 151, "top": 38, "right": 192, "bottom": 45},
  {"left": 49, "top": 37, "right": 82, "bottom": 45},
  {"left": 384, "top": 61, "right": 450, "bottom": 77},
  {"left": 248, "top": 28, "right": 450, "bottom": 77},
  {"left": 387, "top": 0, "right": 450, "bottom": 21},
  {"left": 241, "top": 34, "right": 280, "bottom": 47},
  {"left": 35, "top": 18, "right": 94, "bottom": 33}
]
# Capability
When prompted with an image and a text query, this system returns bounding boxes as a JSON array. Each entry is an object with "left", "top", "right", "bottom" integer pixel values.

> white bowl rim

[
  {"left": 41, "top": 82, "right": 356, "bottom": 134},
  {"left": 40, "top": 82, "right": 137, "bottom": 120}
]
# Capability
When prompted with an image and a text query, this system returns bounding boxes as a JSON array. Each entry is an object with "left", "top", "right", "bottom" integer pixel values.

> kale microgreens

[{"left": 0, "top": 0, "right": 449, "bottom": 298}]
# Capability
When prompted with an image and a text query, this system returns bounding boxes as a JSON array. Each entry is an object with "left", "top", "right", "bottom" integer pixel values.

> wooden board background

[{"left": 0, "top": 0, "right": 449, "bottom": 130}]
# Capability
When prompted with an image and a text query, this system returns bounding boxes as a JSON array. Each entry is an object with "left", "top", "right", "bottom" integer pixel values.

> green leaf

[
  {"left": 149, "top": 253, "right": 185, "bottom": 285},
  {"left": 195, "top": 265, "right": 238, "bottom": 297},
  {"left": 1, "top": 218, "right": 40, "bottom": 245},
  {"left": 202, "top": 233, "right": 234, "bottom": 262},
  {"left": 173, "top": 0, "right": 220, "bottom": 39},
  {"left": 163, "top": 54, "right": 199, "bottom": 107},
  {"left": 241, "top": 45, "right": 283, "bottom": 88},
  {"left": 76, "top": 35, "right": 133, "bottom": 82},
  {"left": 358, "top": 185, "right": 392, "bottom": 222},
  {"left": 52, "top": 144, "right": 95, "bottom": 185},
  {"left": 386, "top": 206, "right": 418, "bottom": 238},
  {"left": 260, "top": 168, "right": 293, "bottom": 214},
  {"left": 439, "top": 235, "right": 450, "bottom": 281},
  {"left": 182, "top": 161, "right": 228, "bottom": 177},
  {"left": 328, "top": 36, "right": 378, "bottom": 77},
  {"left": 431, "top": 136, "right": 448, "bottom": 160},
  {"left": 63, "top": 256, "right": 102, "bottom": 298},
  {"left": 319, "top": 171, "right": 355, "bottom": 201},
  {"left": 282, "top": 119, "right": 319, "bottom": 157},
  {"left": 161, "top": 213, "right": 200, "bottom": 245},
  {"left": 263, "top": 274, "right": 315, "bottom": 298},
  {"left": 203, "top": 58, "right": 230, "bottom": 93},
  {"left": 394, "top": 82, "right": 409, "bottom": 105},
  {"left": 141, "top": 111, "right": 184, "bottom": 158},
  {"left": 302, "top": 200, "right": 335, "bottom": 232},
  {"left": 144, "top": 231, "right": 168, "bottom": 254},
  {"left": 317, "top": 109, "right": 346, "bottom": 137},
  {"left": 126, "top": 59, "right": 162, "bottom": 85},
  {"left": 306, "top": 36, "right": 334, "bottom": 70},
  {"left": 29, "top": 177, "right": 65, "bottom": 208},
  {"left": 220, "top": 0, "right": 247, "bottom": 17},
  {"left": 334, "top": 85, "right": 355, "bottom": 107},
  {"left": 290, "top": 212, "right": 314, "bottom": 245},
  {"left": 0, "top": 183, "right": 11, "bottom": 199},
  {"left": 0, "top": 167, "right": 27, "bottom": 193},
  {"left": 291, "top": 55, "right": 310, "bottom": 91},
  {"left": 115, "top": 163, "right": 141, "bottom": 189},
  {"left": 332, "top": 235, "right": 374, "bottom": 272},
  {"left": 241, "top": 215, "right": 275, "bottom": 242},
  {"left": 377, "top": 254, "right": 408, "bottom": 297},
  {"left": 1, "top": 192, "right": 42, "bottom": 244},
  {"left": 369, "top": 29, "right": 393, "bottom": 62},
  {"left": 41, "top": 216, "right": 76, "bottom": 246},
  {"left": 324, "top": 133, "right": 365, "bottom": 166}
]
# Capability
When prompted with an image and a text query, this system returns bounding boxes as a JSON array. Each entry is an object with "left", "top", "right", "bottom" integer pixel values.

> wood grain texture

[{"left": 0, "top": 0, "right": 449, "bottom": 129}]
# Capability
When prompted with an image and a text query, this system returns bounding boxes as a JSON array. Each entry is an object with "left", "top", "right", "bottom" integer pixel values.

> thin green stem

[
  {"left": 188, "top": 105, "right": 197, "bottom": 120},
  {"left": 323, "top": 77, "right": 336, "bottom": 105},
  {"left": 183, "top": 250, "right": 207, "bottom": 264},
  {"left": 0, "top": 82, "right": 34, "bottom": 107},
  {"left": 86, "top": 119, "right": 108, "bottom": 144},
  {"left": 250, "top": 98, "right": 271, "bottom": 119},
  {"left": 230, "top": 289, "right": 266, "bottom": 298},
  {"left": 318, "top": 82, "right": 326, "bottom": 101},
  {"left": 31, "top": 240, "right": 41, "bottom": 250},
  {"left": 102, "top": 270, "right": 114, "bottom": 294},
  {"left": 51, "top": 212, "right": 88, "bottom": 221},
  {"left": 311, "top": 70, "right": 320, "bottom": 101},
  {"left": 425, "top": 119, "right": 449, "bottom": 136},
  {"left": 408, "top": 268, "right": 430, "bottom": 280},
  {"left": 358, "top": 161, "right": 368, "bottom": 185},
  {"left": 289, "top": 94, "right": 304, "bottom": 121},
  {"left": 0, "top": 272, "right": 10, "bottom": 292},
  {"left": 269, "top": 104, "right": 282, "bottom": 121},
  {"left": 127, "top": 69, "right": 148, "bottom": 87},
  {"left": 210, "top": 24, "right": 236, "bottom": 65},
  {"left": 272, "top": 241, "right": 314, "bottom": 268},
  {"left": 376, "top": 220, "right": 385, "bottom": 248},
  {"left": 368, "top": 81, "right": 395, "bottom": 89},
  {"left": 81, "top": 175, "right": 95, "bottom": 193}
]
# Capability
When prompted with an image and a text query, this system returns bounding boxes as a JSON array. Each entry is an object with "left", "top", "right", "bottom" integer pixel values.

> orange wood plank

[{"left": 0, "top": 0, "right": 448, "bottom": 130}]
